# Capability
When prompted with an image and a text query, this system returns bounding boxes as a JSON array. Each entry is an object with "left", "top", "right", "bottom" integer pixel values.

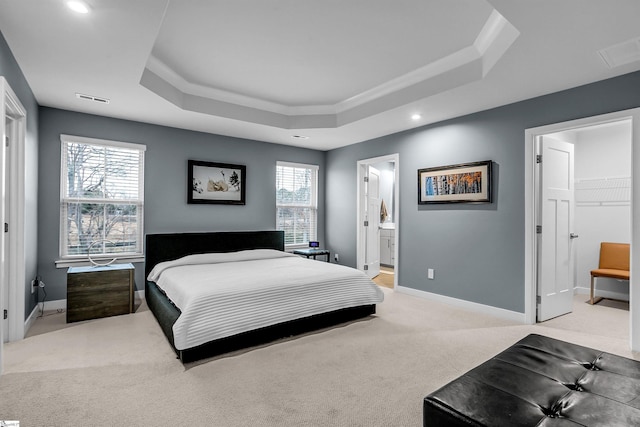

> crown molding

[{"left": 141, "top": 9, "right": 518, "bottom": 130}]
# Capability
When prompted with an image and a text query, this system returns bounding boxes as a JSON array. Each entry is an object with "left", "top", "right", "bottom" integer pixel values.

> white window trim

[
  {"left": 276, "top": 161, "right": 319, "bottom": 248},
  {"left": 60, "top": 134, "right": 146, "bottom": 152},
  {"left": 57, "top": 134, "right": 146, "bottom": 265}
]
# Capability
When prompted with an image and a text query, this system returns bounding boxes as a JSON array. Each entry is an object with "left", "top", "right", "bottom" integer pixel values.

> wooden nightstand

[{"left": 66, "top": 263, "right": 135, "bottom": 323}]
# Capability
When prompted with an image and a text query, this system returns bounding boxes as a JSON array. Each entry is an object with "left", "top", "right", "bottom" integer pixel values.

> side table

[
  {"left": 293, "top": 248, "right": 331, "bottom": 262},
  {"left": 67, "top": 263, "right": 135, "bottom": 322}
]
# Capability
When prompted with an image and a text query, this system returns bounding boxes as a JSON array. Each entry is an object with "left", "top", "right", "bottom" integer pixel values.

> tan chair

[{"left": 590, "top": 242, "right": 630, "bottom": 305}]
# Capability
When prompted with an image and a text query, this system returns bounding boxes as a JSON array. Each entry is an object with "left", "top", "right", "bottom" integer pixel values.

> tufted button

[
  {"left": 563, "top": 382, "right": 585, "bottom": 392},
  {"left": 542, "top": 403, "right": 563, "bottom": 419},
  {"left": 580, "top": 361, "right": 601, "bottom": 371}
]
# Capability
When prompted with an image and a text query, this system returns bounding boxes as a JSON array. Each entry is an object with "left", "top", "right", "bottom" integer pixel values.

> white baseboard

[
  {"left": 24, "top": 298, "right": 67, "bottom": 336},
  {"left": 38, "top": 298, "right": 67, "bottom": 312},
  {"left": 396, "top": 285, "right": 526, "bottom": 323},
  {"left": 574, "top": 286, "right": 629, "bottom": 301},
  {"left": 24, "top": 304, "right": 40, "bottom": 334}
]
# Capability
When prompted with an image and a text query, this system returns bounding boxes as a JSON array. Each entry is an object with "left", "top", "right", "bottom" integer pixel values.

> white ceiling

[{"left": 1, "top": 0, "right": 640, "bottom": 151}]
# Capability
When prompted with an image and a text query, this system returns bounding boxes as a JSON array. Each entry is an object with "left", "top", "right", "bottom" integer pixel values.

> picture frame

[
  {"left": 418, "top": 160, "right": 492, "bottom": 204},
  {"left": 188, "top": 160, "right": 246, "bottom": 205}
]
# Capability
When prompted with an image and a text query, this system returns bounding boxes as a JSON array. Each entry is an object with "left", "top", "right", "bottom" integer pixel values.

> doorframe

[
  {"left": 524, "top": 108, "right": 640, "bottom": 350},
  {"left": 0, "top": 77, "right": 27, "bottom": 352},
  {"left": 357, "top": 154, "right": 399, "bottom": 288}
]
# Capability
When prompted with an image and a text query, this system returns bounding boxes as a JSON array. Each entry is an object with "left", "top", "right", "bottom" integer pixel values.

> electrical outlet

[
  {"left": 31, "top": 278, "right": 37, "bottom": 294},
  {"left": 334, "top": 253, "right": 339, "bottom": 263},
  {"left": 428, "top": 268, "right": 434, "bottom": 280}
]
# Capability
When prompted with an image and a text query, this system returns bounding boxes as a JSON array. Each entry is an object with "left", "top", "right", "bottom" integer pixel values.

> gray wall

[
  {"left": 573, "top": 122, "right": 631, "bottom": 295},
  {"left": 326, "top": 71, "right": 640, "bottom": 314},
  {"left": 0, "top": 30, "right": 39, "bottom": 318},
  {"left": 38, "top": 108, "right": 326, "bottom": 301},
  {"left": 8, "top": 11, "right": 640, "bottom": 318}
]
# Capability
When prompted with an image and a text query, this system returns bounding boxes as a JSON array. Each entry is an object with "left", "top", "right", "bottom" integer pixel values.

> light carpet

[{"left": 0, "top": 289, "right": 635, "bottom": 426}]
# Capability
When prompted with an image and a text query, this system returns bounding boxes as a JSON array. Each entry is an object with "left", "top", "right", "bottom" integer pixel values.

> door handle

[{"left": 570, "top": 233, "right": 579, "bottom": 239}]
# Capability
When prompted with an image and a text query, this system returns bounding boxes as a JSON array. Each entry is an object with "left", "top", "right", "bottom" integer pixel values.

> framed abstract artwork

[
  {"left": 418, "top": 160, "right": 492, "bottom": 204},
  {"left": 188, "top": 160, "right": 246, "bottom": 205}
]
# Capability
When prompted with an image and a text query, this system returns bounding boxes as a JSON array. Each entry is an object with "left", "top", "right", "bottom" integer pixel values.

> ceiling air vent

[
  {"left": 75, "top": 93, "right": 110, "bottom": 104},
  {"left": 598, "top": 37, "right": 640, "bottom": 69}
]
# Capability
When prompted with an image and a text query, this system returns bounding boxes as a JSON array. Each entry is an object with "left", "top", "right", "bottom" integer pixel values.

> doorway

[
  {"left": 536, "top": 122, "right": 632, "bottom": 323},
  {"left": 357, "top": 154, "right": 399, "bottom": 289},
  {"left": 524, "top": 108, "right": 640, "bottom": 350},
  {"left": 2, "top": 116, "right": 10, "bottom": 343},
  {"left": 0, "top": 77, "right": 28, "bottom": 374}
]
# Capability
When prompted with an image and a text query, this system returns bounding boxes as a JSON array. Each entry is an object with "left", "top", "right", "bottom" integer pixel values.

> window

[
  {"left": 60, "top": 134, "right": 145, "bottom": 262},
  {"left": 276, "top": 162, "right": 318, "bottom": 248}
]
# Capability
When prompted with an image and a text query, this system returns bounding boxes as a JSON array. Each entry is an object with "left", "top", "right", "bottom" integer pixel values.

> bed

[{"left": 144, "top": 230, "right": 384, "bottom": 362}]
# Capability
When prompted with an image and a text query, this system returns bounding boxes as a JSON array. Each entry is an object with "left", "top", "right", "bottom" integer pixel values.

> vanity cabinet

[{"left": 380, "top": 228, "right": 395, "bottom": 267}]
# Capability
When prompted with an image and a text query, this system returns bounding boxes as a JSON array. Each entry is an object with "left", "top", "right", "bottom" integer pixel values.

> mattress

[{"left": 147, "top": 249, "right": 384, "bottom": 350}]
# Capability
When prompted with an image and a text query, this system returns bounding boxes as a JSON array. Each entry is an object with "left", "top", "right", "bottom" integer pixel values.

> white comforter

[{"left": 148, "top": 249, "right": 384, "bottom": 350}]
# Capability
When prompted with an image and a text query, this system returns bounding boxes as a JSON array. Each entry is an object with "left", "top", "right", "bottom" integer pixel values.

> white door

[
  {"left": 537, "top": 136, "right": 575, "bottom": 321},
  {"left": 1, "top": 123, "right": 7, "bottom": 351},
  {"left": 1, "top": 131, "right": 7, "bottom": 343},
  {"left": 364, "top": 166, "right": 381, "bottom": 278}
]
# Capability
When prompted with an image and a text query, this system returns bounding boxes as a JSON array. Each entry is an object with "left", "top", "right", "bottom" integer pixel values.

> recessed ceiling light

[
  {"left": 411, "top": 114, "right": 422, "bottom": 121},
  {"left": 292, "top": 135, "right": 309, "bottom": 139},
  {"left": 67, "top": 1, "right": 90, "bottom": 14}
]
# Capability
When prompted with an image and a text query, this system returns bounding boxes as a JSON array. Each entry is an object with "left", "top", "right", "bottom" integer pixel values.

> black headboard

[{"left": 144, "top": 230, "right": 285, "bottom": 278}]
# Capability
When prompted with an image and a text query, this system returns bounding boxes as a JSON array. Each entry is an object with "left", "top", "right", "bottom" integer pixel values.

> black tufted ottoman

[{"left": 423, "top": 334, "right": 640, "bottom": 426}]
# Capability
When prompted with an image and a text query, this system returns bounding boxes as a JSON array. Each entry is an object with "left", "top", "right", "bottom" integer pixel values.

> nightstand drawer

[{"left": 67, "top": 264, "right": 134, "bottom": 322}]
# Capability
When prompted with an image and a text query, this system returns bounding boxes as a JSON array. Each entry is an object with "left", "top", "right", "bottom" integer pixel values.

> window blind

[
  {"left": 60, "top": 135, "right": 145, "bottom": 259},
  {"left": 276, "top": 161, "right": 318, "bottom": 247}
]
